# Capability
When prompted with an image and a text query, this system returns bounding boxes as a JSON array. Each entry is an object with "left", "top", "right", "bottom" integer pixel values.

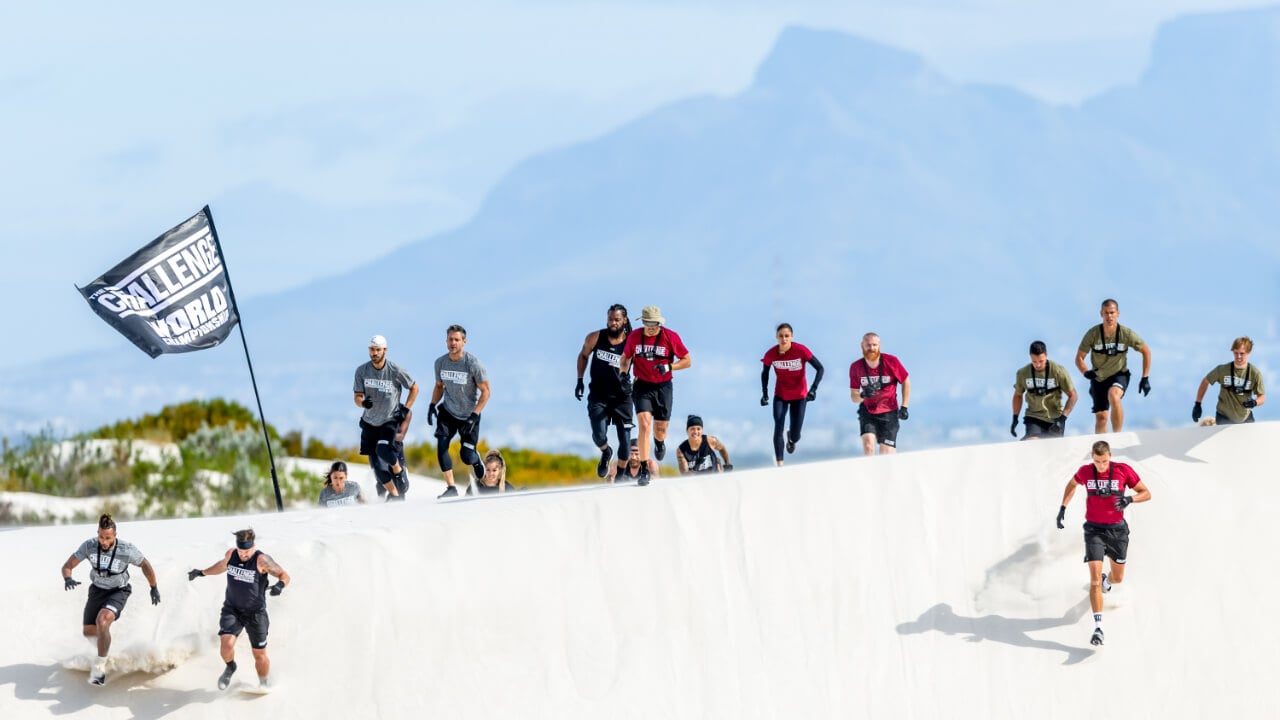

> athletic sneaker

[
  {"left": 597, "top": 446, "right": 613, "bottom": 478},
  {"left": 88, "top": 669, "right": 106, "bottom": 686},
  {"left": 654, "top": 439, "right": 666, "bottom": 461},
  {"left": 258, "top": 675, "right": 271, "bottom": 691},
  {"left": 1090, "top": 628, "right": 1104, "bottom": 646},
  {"left": 218, "top": 662, "right": 237, "bottom": 690},
  {"left": 1101, "top": 573, "right": 1111, "bottom": 593},
  {"left": 636, "top": 464, "right": 650, "bottom": 487},
  {"left": 385, "top": 493, "right": 405, "bottom": 502},
  {"left": 438, "top": 485, "right": 458, "bottom": 499},
  {"left": 786, "top": 439, "right": 796, "bottom": 454}
]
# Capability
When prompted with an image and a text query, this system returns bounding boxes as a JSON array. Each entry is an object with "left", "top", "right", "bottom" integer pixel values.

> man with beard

[
  {"left": 1075, "top": 298, "right": 1152, "bottom": 434},
  {"left": 1012, "top": 340, "right": 1078, "bottom": 440},
  {"left": 429, "top": 324, "right": 492, "bottom": 498},
  {"left": 619, "top": 305, "right": 692, "bottom": 485},
  {"left": 849, "top": 332, "right": 910, "bottom": 456},
  {"left": 616, "top": 438, "right": 647, "bottom": 483},
  {"left": 576, "top": 304, "right": 635, "bottom": 479},
  {"left": 353, "top": 335, "right": 418, "bottom": 499}
]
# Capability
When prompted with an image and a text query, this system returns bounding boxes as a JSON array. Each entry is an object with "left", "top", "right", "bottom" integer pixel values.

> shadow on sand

[
  {"left": 0, "top": 662, "right": 220, "bottom": 720},
  {"left": 896, "top": 598, "right": 1095, "bottom": 666}
]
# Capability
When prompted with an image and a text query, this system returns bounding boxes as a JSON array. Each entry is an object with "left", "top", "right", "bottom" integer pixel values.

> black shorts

[
  {"left": 1215, "top": 411, "right": 1255, "bottom": 426},
  {"left": 857, "top": 406, "right": 900, "bottom": 447},
  {"left": 84, "top": 583, "right": 131, "bottom": 625},
  {"left": 219, "top": 605, "right": 270, "bottom": 649},
  {"left": 435, "top": 408, "right": 481, "bottom": 447},
  {"left": 1022, "top": 416, "right": 1060, "bottom": 439},
  {"left": 359, "top": 419, "right": 398, "bottom": 456},
  {"left": 588, "top": 395, "right": 634, "bottom": 427},
  {"left": 1089, "top": 370, "right": 1131, "bottom": 413},
  {"left": 633, "top": 380, "right": 674, "bottom": 422},
  {"left": 1083, "top": 521, "right": 1129, "bottom": 563}
]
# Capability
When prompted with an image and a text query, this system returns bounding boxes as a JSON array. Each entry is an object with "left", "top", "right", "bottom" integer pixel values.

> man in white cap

[
  {"left": 619, "top": 305, "right": 691, "bottom": 484},
  {"left": 353, "top": 334, "right": 419, "bottom": 499}
]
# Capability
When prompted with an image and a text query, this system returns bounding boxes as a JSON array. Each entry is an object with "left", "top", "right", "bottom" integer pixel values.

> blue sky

[{"left": 0, "top": 0, "right": 1267, "bottom": 368}]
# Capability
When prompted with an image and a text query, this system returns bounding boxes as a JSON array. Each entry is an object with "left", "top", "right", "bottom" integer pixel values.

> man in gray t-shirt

[
  {"left": 353, "top": 334, "right": 419, "bottom": 499},
  {"left": 61, "top": 513, "right": 160, "bottom": 685},
  {"left": 428, "top": 324, "right": 491, "bottom": 498}
]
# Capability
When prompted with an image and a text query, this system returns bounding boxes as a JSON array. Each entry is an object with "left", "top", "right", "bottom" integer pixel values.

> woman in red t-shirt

[{"left": 761, "top": 323, "right": 824, "bottom": 466}]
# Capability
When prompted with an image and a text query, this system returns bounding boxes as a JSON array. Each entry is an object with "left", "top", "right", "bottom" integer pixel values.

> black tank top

[
  {"left": 588, "top": 329, "right": 628, "bottom": 400},
  {"left": 678, "top": 439, "right": 720, "bottom": 474},
  {"left": 224, "top": 550, "right": 268, "bottom": 611}
]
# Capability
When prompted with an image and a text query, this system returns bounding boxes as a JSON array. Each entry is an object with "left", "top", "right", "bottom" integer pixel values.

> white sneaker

[
  {"left": 1101, "top": 573, "right": 1112, "bottom": 594},
  {"left": 88, "top": 659, "right": 107, "bottom": 686}
]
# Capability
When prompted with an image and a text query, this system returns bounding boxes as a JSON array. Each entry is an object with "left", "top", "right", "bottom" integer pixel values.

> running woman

[
  {"left": 676, "top": 415, "right": 733, "bottom": 474},
  {"left": 619, "top": 305, "right": 691, "bottom": 485},
  {"left": 60, "top": 513, "right": 161, "bottom": 685},
  {"left": 428, "top": 324, "right": 491, "bottom": 498},
  {"left": 848, "top": 332, "right": 910, "bottom": 456},
  {"left": 189, "top": 528, "right": 291, "bottom": 692},
  {"left": 761, "top": 323, "right": 824, "bottom": 465},
  {"left": 1055, "top": 440, "right": 1152, "bottom": 646},
  {"left": 1193, "top": 336, "right": 1266, "bottom": 425},
  {"left": 576, "top": 304, "right": 635, "bottom": 479}
]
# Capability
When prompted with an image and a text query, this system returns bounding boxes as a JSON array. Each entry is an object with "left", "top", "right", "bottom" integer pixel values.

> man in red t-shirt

[
  {"left": 848, "top": 332, "right": 910, "bottom": 456},
  {"left": 1056, "top": 439, "right": 1152, "bottom": 647},
  {"left": 618, "top": 305, "right": 691, "bottom": 484}
]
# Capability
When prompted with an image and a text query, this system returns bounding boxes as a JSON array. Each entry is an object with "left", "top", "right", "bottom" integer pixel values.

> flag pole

[{"left": 203, "top": 205, "right": 285, "bottom": 512}]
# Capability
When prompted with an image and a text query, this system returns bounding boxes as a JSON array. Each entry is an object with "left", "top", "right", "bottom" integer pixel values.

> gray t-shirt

[
  {"left": 74, "top": 538, "right": 146, "bottom": 590},
  {"left": 353, "top": 360, "right": 415, "bottom": 426},
  {"left": 318, "top": 481, "right": 364, "bottom": 508},
  {"left": 434, "top": 352, "right": 489, "bottom": 418}
]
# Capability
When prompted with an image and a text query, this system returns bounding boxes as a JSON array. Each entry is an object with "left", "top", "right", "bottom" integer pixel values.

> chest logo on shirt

[
  {"left": 1024, "top": 378, "right": 1060, "bottom": 390},
  {"left": 1086, "top": 478, "right": 1121, "bottom": 496},
  {"left": 637, "top": 344, "right": 669, "bottom": 360},
  {"left": 89, "top": 555, "right": 125, "bottom": 574},
  {"left": 1219, "top": 375, "right": 1253, "bottom": 391},
  {"left": 364, "top": 379, "right": 395, "bottom": 394},
  {"left": 773, "top": 359, "right": 803, "bottom": 371},
  {"left": 440, "top": 370, "right": 469, "bottom": 385},
  {"left": 227, "top": 565, "right": 258, "bottom": 583},
  {"left": 595, "top": 349, "right": 622, "bottom": 368}
]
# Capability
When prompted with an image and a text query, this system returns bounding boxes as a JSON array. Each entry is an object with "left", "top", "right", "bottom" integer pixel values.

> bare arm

[
  {"left": 851, "top": 386, "right": 863, "bottom": 404},
  {"left": 473, "top": 380, "right": 492, "bottom": 415},
  {"left": 577, "top": 331, "right": 599, "bottom": 379},
  {"left": 1075, "top": 350, "right": 1089, "bottom": 375},
  {"left": 199, "top": 550, "right": 233, "bottom": 576},
  {"left": 431, "top": 381, "right": 444, "bottom": 406},
  {"left": 1060, "top": 478, "right": 1078, "bottom": 507},
  {"left": 1139, "top": 344, "right": 1152, "bottom": 377},
  {"left": 672, "top": 353, "right": 692, "bottom": 372},
  {"left": 405, "top": 382, "right": 420, "bottom": 409},
  {"left": 140, "top": 558, "right": 158, "bottom": 588},
  {"left": 353, "top": 391, "right": 365, "bottom": 409},
  {"left": 61, "top": 554, "right": 82, "bottom": 579},
  {"left": 1063, "top": 388, "right": 1078, "bottom": 416},
  {"left": 1012, "top": 389, "right": 1023, "bottom": 417},
  {"left": 258, "top": 553, "right": 291, "bottom": 587},
  {"left": 900, "top": 376, "right": 911, "bottom": 408},
  {"left": 1256, "top": 393, "right": 1267, "bottom": 407},
  {"left": 677, "top": 451, "right": 690, "bottom": 475},
  {"left": 1195, "top": 378, "right": 1210, "bottom": 403},
  {"left": 1128, "top": 480, "right": 1152, "bottom": 504},
  {"left": 709, "top": 436, "right": 731, "bottom": 466}
]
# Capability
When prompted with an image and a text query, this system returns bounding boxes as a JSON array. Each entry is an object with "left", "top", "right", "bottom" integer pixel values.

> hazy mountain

[{"left": 7, "top": 10, "right": 1278, "bottom": 463}]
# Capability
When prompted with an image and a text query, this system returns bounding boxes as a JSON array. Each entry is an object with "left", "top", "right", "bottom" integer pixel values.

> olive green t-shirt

[
  {"left": 1014, "top": 361, "right": 1076, "bottom": 422},
  {"left": 1205, "top": 363, "right": 1265, "bottom": 423},
  {"left": 1077, "top": 324, "right": 1144, "bottom": 381}
]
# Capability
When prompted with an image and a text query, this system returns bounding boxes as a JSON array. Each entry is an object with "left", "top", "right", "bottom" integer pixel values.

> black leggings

[{"left": 772, "top": 398, "right": 807, "bottom": 462}]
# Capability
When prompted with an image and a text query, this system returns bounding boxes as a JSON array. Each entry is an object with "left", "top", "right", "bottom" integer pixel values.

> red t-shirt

[
  {"left": 1073, "top": 461, "right": 1141, "bottom": 525},
  {"left": 761, "top": 343, "right": 814, "bottom": 401},
  {"left": 623, "top": 327, "right": 689, "bottom": 384},
  {"left": 848, "top": 354, "right": 909, "bottom": 414}
]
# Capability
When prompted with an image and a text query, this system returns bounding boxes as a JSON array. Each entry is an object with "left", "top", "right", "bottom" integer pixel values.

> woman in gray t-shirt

[{"left": 318, "top": 461, "right": 366, "bottom": 507}]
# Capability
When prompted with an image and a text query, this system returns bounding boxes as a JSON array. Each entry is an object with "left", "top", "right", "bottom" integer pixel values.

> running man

[
  {"left": 60, "top": 513, "right": 160, "bottom": 685},
  {"left": 576, "top": 304, "right": 635, "bottom": 479},
  {"left": 1011, "top": 340, "right": 1078, "bottom": 440},
  {"left": 189, "top": 528, "right": 291, "bottom": 692},
  {"left": 619, "top": 305, "right": 691, "bottom": 485},
  {"left": 849, "top": 332, "right": 910, "bottom": 456},
  {"left": 354, "top": 334, "right": 419, "bottom": 499},
  {"left": 1193, "top": 336, "right": 1266, "bottom": 425},
  {"left": 428, "top": 324, "right": 491, "bottom": 498},
  {"left": 1075, "top": 299, "right": 1152, "bottom": 433},
  {"left": 318, "top": 460, "right": 366, "bottom": 507},
  {"left": 1056, "top": 440, "right": 1152, "bottom": 646},
  {"left": 676, "top": 415, "right": 733, "bottom": 474},
  {"left": 761, "top": 322, "right": 824, "bottom": 466}
]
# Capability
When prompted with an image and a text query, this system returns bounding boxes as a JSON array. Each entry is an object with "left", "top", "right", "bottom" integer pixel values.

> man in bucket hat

[{"left": 619, "top": 305, "right": 691, "bottom": 485}]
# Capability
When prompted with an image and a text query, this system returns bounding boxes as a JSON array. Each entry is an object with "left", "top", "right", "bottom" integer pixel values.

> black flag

[{"left": 77, "top": 206, "right": 239, "bottom": 358}]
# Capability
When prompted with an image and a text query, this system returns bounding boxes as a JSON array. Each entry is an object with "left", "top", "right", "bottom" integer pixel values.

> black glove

[
  {"left": 361, "top": 395, "right": 374, "bottom": 409},
  {"left": 1244, "top": 399, "right": 1258, "bottom": 409},
  {"left": 1055, "top": 505, "right": 1066, "bottom": 529},
  {"left": 655, "top": 362, "right": 671, "bottom": 375},
  {"left": 188, "top": 569, "right": 203, "bottom": 581},
  {"left": 1084, "top": 370, "right": 1098, "bottom": 381},
  {"left": 269, "top": 581, "right": 286, "bottom": 596},
  {"left": 1114, "top": 495, "right": 1133, "bottom": 510},
  {"left": 426, "top": 404, "right": 438, "bottom": 426},
  {"left": 760, "top": 392, "right": 769, "bottom": 406},
  {"left": 1052, "top": 415, "right": 1068, "bottom": 434},
  {"left": 64, "top": 576, "right": 80, "bottom": 591},
  {"left": 575, "top": 378, "right": 585, "bottom": 401},
  {"left": 898, "top": 407, "right": 909, "bottom": 421},
  {"left": 806, "top": 388, "right": 817, "bottom": 402},
  {"left": 1138, "top": 376, "right": 1151, "bottom": 396},
  {"left": 1010, "top": 414, "right": 1019, "bottom": 437},
  {"left": 620, "top": 375, "right": 633, "bottom": 396},
  {"left": 1192, "top": 401, "right": 1202, "bottom": 422},
  {"left": 150, "top": 586, "right": 161, "bottom": 605},
  {"left": 722, "top": 464, "right": 733, "bottom": 471},
  {"left": 465, "top": 412, "right": 481, "bottom": 435}
]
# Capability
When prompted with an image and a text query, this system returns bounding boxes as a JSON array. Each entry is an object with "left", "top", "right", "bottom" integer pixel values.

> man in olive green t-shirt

[
  {"left": 1012, "top": 340, "right": 1078, "bottom": 440},
  {"left": 1075, "top": 299, "right": 1152, "bottom": 433},
  {"left": 1193, "top": 336, "right": 1266, "bottom": 425}
]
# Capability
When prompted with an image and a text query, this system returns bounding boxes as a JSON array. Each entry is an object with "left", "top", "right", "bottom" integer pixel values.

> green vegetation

[{"left": 0, "top": 398, "right": 610, "bottom": 522}]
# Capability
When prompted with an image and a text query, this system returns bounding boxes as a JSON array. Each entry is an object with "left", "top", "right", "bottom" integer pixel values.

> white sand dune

[{"left": 1, "top": 423, "right": 1276, "bottom": 719}]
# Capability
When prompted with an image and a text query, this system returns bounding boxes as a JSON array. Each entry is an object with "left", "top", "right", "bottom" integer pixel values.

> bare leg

[
  {"left": 1109, "top": 387, "right": 1126, "bottom": 432},
  {"left": 1108, "top": 559, "right": 1126, "bottom": 586},
  {"left": 637, "top": 412, "right": 654, "bottom": 462},
  {"left": 653, "top": 419, "right": 669, "bottom": 444},
  {"left": 880, "top": 443, "right": 897, "bottom": 455},
  {"left": 1093, "top": 412, "right": 1109, "bottom": 434},
  {"left": 94, "top": 609, "right": 117, "bottom": 657},
  {"left": 252, "top": 648, "right": 270, "bottom": 680},
  {"left": 860, "top": 433, "right": 877, "bottom": 456},
  {"left": 1087, "top": 560, "right": 1105, "bottom": 613}
]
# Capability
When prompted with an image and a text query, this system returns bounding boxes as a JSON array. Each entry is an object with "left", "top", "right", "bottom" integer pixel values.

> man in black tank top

[
  {"left": 189, "top": 528, "right": 291, "bottom": 692},
  {"left": 576, "top": 304, "right": 636, "bottom": 481},
  {"left": 677, "top": 415, "right": 733, "bottom": 475}
]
